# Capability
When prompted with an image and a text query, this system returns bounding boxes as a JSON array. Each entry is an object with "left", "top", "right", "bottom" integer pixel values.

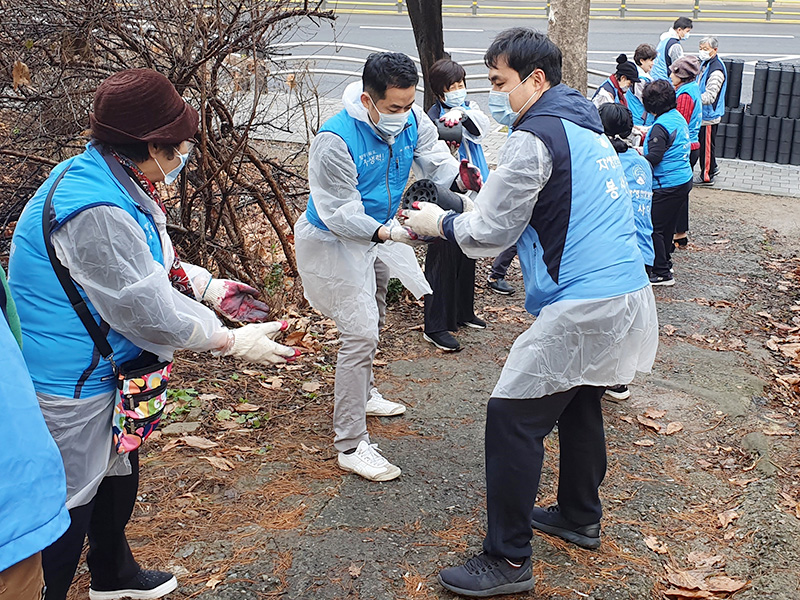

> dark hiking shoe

[
  {"left": 531, "top": 505, "right": 601, "bottom": 549},
  {"left": 459, "top": 316, "right": 487, "bottom": 329},
  {"left": 693, "top": 175, "right": 715, "bottom": 186},
  {"left": 89, "top": 570, "right": 177, "bottom": 599},
  {"left": 438, "top": 553, "right": 534, "bottom": 597},
  {"left": 488, "top": 278, "right": 515, "bottom": 295},
  {"left": 423, "top": 331, "right": 461, "bottom": 351},
  {"left": 604, "top": 384, "right": 631, "bottom": 401},
  {"left": 649, "top": 273, "right": 675, "bottom": 287}
]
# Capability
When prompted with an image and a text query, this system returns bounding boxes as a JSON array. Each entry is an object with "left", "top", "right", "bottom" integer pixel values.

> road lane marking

[{"left": 359, "top": 26, "right": 484, "bottom": 32}]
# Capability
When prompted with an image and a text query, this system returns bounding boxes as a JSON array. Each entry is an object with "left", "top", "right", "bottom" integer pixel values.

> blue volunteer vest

[
  {"left": 305, "top": 109, "right": 419, "bottom": 230},
  {"left": 619, "top": 150, "right": 655, "bottom": 266},
  {"left": 652, "top": 37, "right": 681, "bottom": 81},
  {"left": 699, "top": 56, "right": 727, "bottom": 121},
  {"left": 643, "top": 109, "right": 693, "bottom": 189},
  {"left": 676, "top": 81, "right": 703, "bottom": 144},
  {"left": 509, "top": 85, "right": 649, "bottom": 316},
  {"left": 627, "top": 73, "right": 654, "bottom": 126},
  {"left": 593, "top": 78, "right": 624, "bottom": 104},
  {"left": 9, "top": 143, "right": 166, "bottom": 398}
]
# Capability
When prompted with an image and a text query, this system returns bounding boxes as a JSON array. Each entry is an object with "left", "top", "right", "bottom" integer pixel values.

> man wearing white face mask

[
  {"left": 402, "top": 28, "right": 658, "bottom": 597},
  {"left": 696, "top": 36, "right": 727, "bottom": 185},
  {"left": 294, "top": 52, "right": 476, "bottom": 482},
  {"left": 9, "top": 69, "right": 297, "bottom": 600},
  {"left": 651, "top": 16, "right": 693, "bottom": 81}
]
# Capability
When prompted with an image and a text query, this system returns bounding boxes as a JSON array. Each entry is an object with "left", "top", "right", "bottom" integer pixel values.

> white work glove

[
  {"left": 459, "top": 194, "right": 475, "bottom": 212},
  {"left": 401, "top": 202, "right": 446, "bottom": 239},
  {"left": 440, "top": 108, "right": 464, "bottom": 127},
  {"left": 217, "top": 322, "right": 299, "bottom": 365},
  {"left": 201, "top": 278, "right": 271, "bottom": 322},
  {"left": 387, "top": 224, "right": 428, "bottom": 247}
]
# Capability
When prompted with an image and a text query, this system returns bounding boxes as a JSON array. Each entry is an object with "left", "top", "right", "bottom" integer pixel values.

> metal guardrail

[{"left": 304, "top": 0, "right": 800, "bottom": 23}]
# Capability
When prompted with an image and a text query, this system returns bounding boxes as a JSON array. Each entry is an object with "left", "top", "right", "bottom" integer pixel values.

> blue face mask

[
  {"left": 488, "top": 72, "right": 537, "bottom": 127},
  {"left": 155, "top": 143, "right": 192, "bottom": 185},
  {"left": 368, "top": 95, "right": 410, "bottom": 138},
  {"left": 444, "top": 88, "right": 467, "bottom": 107}
]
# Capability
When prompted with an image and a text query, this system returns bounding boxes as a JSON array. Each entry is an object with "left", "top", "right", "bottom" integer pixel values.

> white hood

[{"left": 342, "top": 81, "right": 373, "bottom": 125}]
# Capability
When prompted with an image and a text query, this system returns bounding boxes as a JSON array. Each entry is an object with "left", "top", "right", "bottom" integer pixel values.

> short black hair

[
  {"left": 428, "top": 59, "right": 467, "bottom": 100},
  {"left": 673, "top": 16, "right": 693, "bottom": 29},
  {"left": 634, "top": 43, "right": 656, "bottom": 66},
  {"left": 642, "top": 79, "right": 677, "bottom": 116},
  {"left": 93, "top": 139, "right": 181, "bottom": 163},
  {"left": 362, "top": 52, "right": 419, "bottom": 100},
  {"left": 484, "top": 28, "right": 562, "bottom": 86}
]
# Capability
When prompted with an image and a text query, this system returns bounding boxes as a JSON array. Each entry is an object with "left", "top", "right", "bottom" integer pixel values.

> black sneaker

[
  {"left": 604, "top": 384, "right": 630, "bottom": 401},
  {"left": 459, "top": 316, "right": 487, "bottom": 329},
  {"left": 423, "top": 331, "right": 461, "bottom": 351},
  {"left": 438, "top": 553, "right": 534, "bottom": 597},
  {"left": 488, "top": 278, "right": 515, "bottom": 295},
  {"left": 693, "top": 176, "right": 715, "bottom": 186},
  {"left": 649, "top": 273, "right": 675, "bottom": 287},
  {"left": 531, "top": 505, "right": 601, "bottom": 549},
  {"left": 89, "top": 570, "right": 177, "bottom": 600}
]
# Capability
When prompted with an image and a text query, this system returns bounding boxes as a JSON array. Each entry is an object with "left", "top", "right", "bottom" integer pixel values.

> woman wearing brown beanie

[{"left": 9, "top": 69, "right": 297, "bottom": 600}]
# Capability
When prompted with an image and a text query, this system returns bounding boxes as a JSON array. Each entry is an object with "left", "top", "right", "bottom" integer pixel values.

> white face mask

[
  {"left": 488, "top": 72, "right": 539, "bottom": 127},
  {"left": 444, "top": 88, "right": 468, "bottom": 107},
  {"left": 683, "top": 31, "right": 691, "bottom": 40},
  {"left": 155, "top": 147, "right": 191, "bottom": 185},
  {"left": 698, "top": 49, "right": 712, "bottom": 61},
  {"left": 368, "top": 96, "right": 410, "bottom": 138}
]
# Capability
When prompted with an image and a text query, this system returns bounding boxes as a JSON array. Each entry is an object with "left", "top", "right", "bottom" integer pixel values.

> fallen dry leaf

[
  {"left": 637, "top": 414, "right": 663, "bottom": 432},
  {"left": 182, "top": 435, "right": 219, "bottom": 449},
  {"left": 199, "top": 393, "right": 220, "bottom": 401},
  {"left": 663, "top": 324, "right": 677, "bottom": 336},
  {"left": 666, "top": 422, "right": 684, "bottom": 435},
  {"left": 302, "top": 381, "right": 322, "bottom": 393},
  {"left": 262, "top": 376, "right": 283, "bottom": 389},
  {"left": 644, "top": 535, "right": 668, "bottom": 554},
  {"left": 300, "top": 443, "right": 321, "bottom": 454},
  {"left": 717, "top": 509, "right": 739, "bottom": 528},
  {"left": 206, "top": 575, "right": 224, "bottom": 589},
  {"left": 348, "top": 563, "right": 362, "bottom": 578},
  {"left": 373, "top": 359, "right": 388, "bottom": 367},
  {"left": 644, "top": 408, "right": 667, "bottom": 419},
  {"left": 12, "top": 60, "right": 31, "bottom": 91},
  {"left": 200, "top": 456, "right": 234, "bottom": 471},
  {"left": 666, "top": 571, "right": 705, "bottom": 590},
  {"left": 634, "top": 439, "right": 656, "bottom": 447},
  {"left": 706, "top": 576, "right": 747, "bottom": 593},
  {"left": 236, "top": 403, "right": 260, "bottom": 412},
  {"left": 284, "top": 330, "right": 306, "bottom": 346},
  {"left": 663, "top": 589, "right": 713, "bottom": 599},
  {"left": 762, "top": 426, "right": 796, "bottom": 436}
]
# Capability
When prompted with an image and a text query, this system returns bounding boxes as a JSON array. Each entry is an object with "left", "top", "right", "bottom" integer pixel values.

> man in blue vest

[
  {"left": 295, "top": 53, "right": 475, "bottom": 482},
  {"left": 651, "top": 17, "right": 693, "bottom": 81},
  {"left": 403, "top": 28, "right": 659, "bottom": 597},
  {"left": 0, "top": 266, "right": 70, "bottom": 600},
  {"left": 696, "top": 36, "right": 727, "bottom": 185}
]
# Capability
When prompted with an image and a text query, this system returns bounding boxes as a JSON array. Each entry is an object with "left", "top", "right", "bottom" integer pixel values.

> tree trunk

[
  {"left": 406, "top": 0, "right": 445, "bottom": 111},
  {"left": 547, "top": 0, "right": 591, "bottom": 96}
]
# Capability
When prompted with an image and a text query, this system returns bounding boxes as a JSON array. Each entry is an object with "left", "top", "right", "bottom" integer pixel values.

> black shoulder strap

[
  {"left": 42, "top": 165, "right": 115, "bottom": 364},
  {"left": 0, "top": 272, "right": 8, "bottom": 327}
]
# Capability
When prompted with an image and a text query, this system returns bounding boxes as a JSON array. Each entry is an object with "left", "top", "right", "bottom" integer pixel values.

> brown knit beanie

[
  {"left": 669, "top": 56, "right": 701, "bottom": 81},
  {"left": 90, "top": 69, "right": 199, "bottom": 144}
]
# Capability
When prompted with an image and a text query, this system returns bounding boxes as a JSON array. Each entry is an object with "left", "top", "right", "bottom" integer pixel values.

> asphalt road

[{"left": 278, "top": 13, "right": 799, "bottom": 105}]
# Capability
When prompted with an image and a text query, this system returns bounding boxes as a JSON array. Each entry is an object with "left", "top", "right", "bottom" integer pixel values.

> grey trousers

[{"left": 333, "top": 258, "right": 390, "bottom": 452}]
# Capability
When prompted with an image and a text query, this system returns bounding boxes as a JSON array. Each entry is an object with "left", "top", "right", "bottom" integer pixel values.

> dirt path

[{"left": 67, "top": 188, "right": 800, "bottom": 600}]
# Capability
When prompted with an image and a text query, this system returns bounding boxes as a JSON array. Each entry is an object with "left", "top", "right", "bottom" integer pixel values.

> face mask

[
  {"left": 444, "top": 88, "right": 467, "bottom": 107},
  {"left": 368, "top": 96, "right": 410, "bottom": 138},
  {"left": 698, "top": 49, "right": 711, "bottom": 61},
  {"left": 155, "top": 147, "right": 191, "bottom": 185},
  {"left": 488, "top": 72, "right": 538, "bottom": 127},
  {"left": 683, "top": 31, "right": 691, "bottom": 40}
]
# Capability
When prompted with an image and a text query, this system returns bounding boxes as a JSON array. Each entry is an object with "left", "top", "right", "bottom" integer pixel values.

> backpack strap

[{"left": 41, "top": 165, "right": 116, "bottom": 368}]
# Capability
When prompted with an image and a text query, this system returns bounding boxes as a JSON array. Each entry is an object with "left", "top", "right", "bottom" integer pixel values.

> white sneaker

[
  {"left": 338, "top": 440, "right": 402, "bottom": 481},
  {"left": 366, "top": 389, "right": 406, "bottom": 417}
]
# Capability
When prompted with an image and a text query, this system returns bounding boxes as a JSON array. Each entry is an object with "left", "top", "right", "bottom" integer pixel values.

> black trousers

[
  {"left": 489, "top": 245, "right": 518, "bottom": 280},
  {"left": 482, "top": 386, "right": 607, "bottom": 561},
  {"left": 698, "top": 124, "right": 718, "bottom": 183},
  {"left": 42, "top": 452, "right": 140, "bottom": 600},
  {"left": 676, "top": 148, "right": 699, "bottom": 234},
  {"left": 424, "top": 240, "right": 476, "bottom": 334},
  {"left": 652, "top": 180, "right": 692, "bottom": 277}
]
